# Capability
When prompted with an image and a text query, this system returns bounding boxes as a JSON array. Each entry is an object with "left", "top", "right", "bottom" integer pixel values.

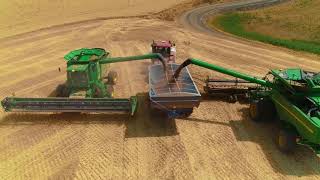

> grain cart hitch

[{"left": 172, "top": 58, "right": 320, "bottom": 154}]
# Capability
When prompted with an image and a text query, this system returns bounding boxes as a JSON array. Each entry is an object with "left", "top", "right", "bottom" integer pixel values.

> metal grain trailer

[{"left": 149, "top": 63, "right": 201, "bottom": 118}]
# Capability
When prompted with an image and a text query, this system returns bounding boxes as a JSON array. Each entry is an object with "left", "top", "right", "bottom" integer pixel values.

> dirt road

[
  {"left": 179, "top": 0, "right": 288, "bottom": 35},
  {"left": 0, "top": 1, "right": 320, "bottom": 179}
]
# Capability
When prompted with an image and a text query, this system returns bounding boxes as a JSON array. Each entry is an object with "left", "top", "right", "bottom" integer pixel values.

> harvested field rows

[{"left": 0, "top": 17, "right": 320, "bottom": 179}]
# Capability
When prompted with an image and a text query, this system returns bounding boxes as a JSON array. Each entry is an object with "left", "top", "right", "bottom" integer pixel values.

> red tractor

[{"left": 151, "top": 40, "right": 176, "bottom": 64}]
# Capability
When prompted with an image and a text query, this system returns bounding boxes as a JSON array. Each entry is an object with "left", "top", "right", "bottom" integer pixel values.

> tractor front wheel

[
  {"left": 108, "top": 71, "right": 118, "bottom": 85},
  {"left": 277, "top": 128, "right": 297, "bottom": 153}
]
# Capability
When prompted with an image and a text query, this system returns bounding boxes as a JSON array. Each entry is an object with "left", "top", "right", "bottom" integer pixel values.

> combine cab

[{"left": 151, "top": 40, "right": 176, "bottom": 64}]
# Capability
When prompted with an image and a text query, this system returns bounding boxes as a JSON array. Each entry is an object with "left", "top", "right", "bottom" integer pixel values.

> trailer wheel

[
  {"left": 181, "top": 108, "right": 193, "bottom": 118},
  {"left": 108, "top": 71, "right": 118, "bottom": 85},
  {"left": 277, "top": 129, "right": 297, "bottom": 153}
]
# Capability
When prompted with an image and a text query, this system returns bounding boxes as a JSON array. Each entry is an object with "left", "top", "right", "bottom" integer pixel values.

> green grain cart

[
  {"left": 1, "top": 48, "right": 166, "bottom": 116},
  {"left": 173, "top": 58, "right": 320, "bottom": 154}
]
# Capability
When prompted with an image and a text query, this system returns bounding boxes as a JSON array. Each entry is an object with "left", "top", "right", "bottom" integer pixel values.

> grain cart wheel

[
  {"left": 277, "top": 129, "right": 297, "bottom": 153},
  {"left": 181, "top": 108, "right": 193, "bottom": 118},
  {"left": 56, "top": 84, "right": 69, "bottom": 97},
  {"left": 108, "top": 71, "right": 118, "bottom": 85}
]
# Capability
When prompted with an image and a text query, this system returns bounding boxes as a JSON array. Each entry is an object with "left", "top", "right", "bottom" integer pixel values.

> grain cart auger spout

[
  {"left": 1, "top": 48, "right": 166, "bottom": 116},
  {"left": 173, "top": 58, "right": 320, "bottom": 155}
]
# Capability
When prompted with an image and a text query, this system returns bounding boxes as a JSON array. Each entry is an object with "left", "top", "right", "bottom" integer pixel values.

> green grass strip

[{"left": 213, "top": 13, "right": 320, "bottom": 55}]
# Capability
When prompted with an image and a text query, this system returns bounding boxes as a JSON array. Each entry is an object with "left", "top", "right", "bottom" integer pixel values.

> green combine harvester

[
  {"left": 173, "top": 58, "right": 320, "bottom": 154},
  {"left": 1, "top": 48, "right": 166, "bottom": 116}
]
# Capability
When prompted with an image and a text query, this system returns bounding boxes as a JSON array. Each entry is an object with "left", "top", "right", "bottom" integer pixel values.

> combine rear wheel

[
  {"left": 277, "top": 128, "right": 297, "bottom": 153},
  {"left": 108, "top": 71, "right": 118, "bottom": 85}
]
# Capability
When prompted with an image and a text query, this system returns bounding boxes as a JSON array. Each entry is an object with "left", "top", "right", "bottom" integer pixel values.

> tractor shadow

[
  {"left": 125, "top": 93, "right": 178, "bottom": 138},
  {"left": 230, "top": 108, "right": 320, "bottom": 176}
]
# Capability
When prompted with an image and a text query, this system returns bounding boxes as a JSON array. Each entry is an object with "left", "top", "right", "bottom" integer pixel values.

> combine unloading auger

[
  {"left": 1, "top": 48, "right": 166, "bottom": 116},
  {"left": 173, "top": 58, "right": 320, "bottom": 154}
]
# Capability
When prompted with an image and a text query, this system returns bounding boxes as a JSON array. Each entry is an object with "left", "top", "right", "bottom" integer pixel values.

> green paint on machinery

[
  {"left": 1, "top": 48, "right": 166, "bottom": 116},
  {"left": 173, "top": 58, "right": 320, "bottom": 154}
]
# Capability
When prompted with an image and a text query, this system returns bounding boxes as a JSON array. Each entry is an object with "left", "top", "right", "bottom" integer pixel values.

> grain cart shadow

[
  {"left": 125, "top": 93, "right": 178, "bottom": 138},
  {"left": 0, "top": 112, "right": 127, "bottom": 126},
  {"left": 229, "top": 108, "right": 320, "bottom": 176}
]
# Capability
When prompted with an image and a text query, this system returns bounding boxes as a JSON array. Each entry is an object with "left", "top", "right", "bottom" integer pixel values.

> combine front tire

[
  {"left": 56, "top": 84, "right": 69, "bottom": 97},
  {"left": 249, "top": 99, "right": 276, "bottom": 122},
  {"left": 107, "top": 86, "right": 114, "bottom": 98},
  {"left": 108, "top": 71, "right": 118, "bottom": 85},
  {"left": 277, "top": 129, "right": 297, "bottom": 153},
  {"left": 249, "top": 100, "right": 263, "bottom": 122}
]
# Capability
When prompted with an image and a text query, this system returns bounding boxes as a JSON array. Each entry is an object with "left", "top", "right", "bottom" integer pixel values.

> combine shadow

[
  {"left": 0, "top": 93, "right": 177, "bottom": 138},
  {"left": 125, "top": 93, "right": 178, "bottom": 138},
  {"left": 201, "top": 92, "right": 250, "bottom": 104},
  {"left": 0, "top": 112, "right": 127, "bottom": 126},
  {"left": 182, "top": 107, "right": 320, "bottom": 176},
  {"left": 229, "top": 108, "right": 320, "bottom": 176}
]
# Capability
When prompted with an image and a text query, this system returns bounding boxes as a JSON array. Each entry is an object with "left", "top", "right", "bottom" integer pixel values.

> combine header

[
  {"left": 203, "top": 77, "right": 257, "bottom": 102},
  {"left": 1, "top": 48, "right": 166, "bottom": 116},
  {"left": 172, "top": 58, "right": 320, "bottom": 154}
]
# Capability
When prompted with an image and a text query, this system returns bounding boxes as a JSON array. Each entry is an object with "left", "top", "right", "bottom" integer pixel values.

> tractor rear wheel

[
  {"left": 108, "top": 71, "right": 118, "bottom": 85},
  {"left": 277, "top": 128, "right": 297, "bottom": 153}
]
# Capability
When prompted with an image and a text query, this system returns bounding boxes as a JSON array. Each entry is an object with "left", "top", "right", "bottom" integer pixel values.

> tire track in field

[{"left": 0, "top": 17, "right": 320, "bottom": 179}]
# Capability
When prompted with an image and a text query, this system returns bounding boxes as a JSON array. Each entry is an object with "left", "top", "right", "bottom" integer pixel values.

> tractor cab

[{"left": 151, "top": 40, "right": 176, "bottom": 64}]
